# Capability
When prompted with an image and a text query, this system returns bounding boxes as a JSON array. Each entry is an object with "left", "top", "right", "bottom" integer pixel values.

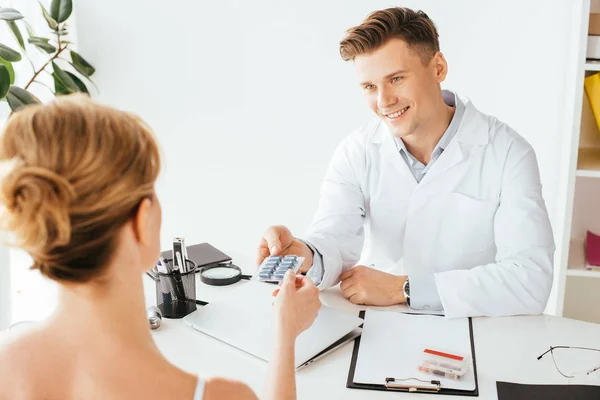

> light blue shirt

[
  {"left": 305, "top": 92, "right": 465, "bottom": 311},
  {"left": 394, "top": 91, "right": 465, "bottom": 183}
]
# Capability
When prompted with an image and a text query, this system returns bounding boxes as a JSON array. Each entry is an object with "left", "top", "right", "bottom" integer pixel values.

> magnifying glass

[{"left": 200, "top": 263, "right": 244, "bottom": 286}]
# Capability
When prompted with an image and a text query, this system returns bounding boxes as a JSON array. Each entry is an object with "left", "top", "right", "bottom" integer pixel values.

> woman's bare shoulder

[
  {"left": 203, "top": 377, "right": 259, "bottom": 400},
  {"left": 0, "top": 328, "right": 43, "bottom": 399}
]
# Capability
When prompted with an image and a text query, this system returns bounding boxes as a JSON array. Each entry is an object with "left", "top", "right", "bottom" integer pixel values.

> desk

[{"left": 143, "top": 252, "right": 600, "bottom": 399}]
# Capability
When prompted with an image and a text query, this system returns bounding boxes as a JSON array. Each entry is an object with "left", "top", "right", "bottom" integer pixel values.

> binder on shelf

[
  {"left": 585, "top": 230, "right": 600, "bottom": 270},
  {"left": 584, "top": 73, "right": 600, "bottom": 141}
]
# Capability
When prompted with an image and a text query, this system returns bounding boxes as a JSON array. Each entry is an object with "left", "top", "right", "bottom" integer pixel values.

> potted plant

[{"left": 0, "top": 0, "right": 96, "bottom": 114}]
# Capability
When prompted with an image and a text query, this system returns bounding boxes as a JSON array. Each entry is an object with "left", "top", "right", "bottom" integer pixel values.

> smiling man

[{"left": 257, "top": 7, "right": 555, "bottom": 318}]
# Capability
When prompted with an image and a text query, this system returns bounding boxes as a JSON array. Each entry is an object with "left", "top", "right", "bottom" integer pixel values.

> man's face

[{"left": 354, "top": 38, "right": 446, "bottom": 139}]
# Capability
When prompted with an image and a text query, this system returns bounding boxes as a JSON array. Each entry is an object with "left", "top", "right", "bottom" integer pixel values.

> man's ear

[
  {"left": 432, "top": 52, "right": 448, "bottom": 83},
  {"left": 132, "top": 198, "right": 153, "bottom": 246}
]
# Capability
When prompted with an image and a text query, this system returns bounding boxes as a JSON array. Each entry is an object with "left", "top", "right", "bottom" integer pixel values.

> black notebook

[
  {"left": 147, "top": 243, "right": 232, "bottom": 280},
  {"left": 497, "top": 381, "right": 600, "bottom": 400}
]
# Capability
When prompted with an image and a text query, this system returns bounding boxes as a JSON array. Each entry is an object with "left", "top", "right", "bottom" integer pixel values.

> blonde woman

[{"left": 0, "top": 95, "right": 321, "bottom": 400}]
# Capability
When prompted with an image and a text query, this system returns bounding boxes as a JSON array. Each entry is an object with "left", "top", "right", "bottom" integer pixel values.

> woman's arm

[
  {"left": 204, "top": 271, "right": 320, "bottom": 400},
  {"left": 263, "top": 271, "right": 321, "bottom": 400}
]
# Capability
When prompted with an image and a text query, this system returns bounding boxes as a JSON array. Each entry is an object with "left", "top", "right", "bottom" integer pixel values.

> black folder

[{"left": 346, "top": 311, "right": 479, "bottom": 396}]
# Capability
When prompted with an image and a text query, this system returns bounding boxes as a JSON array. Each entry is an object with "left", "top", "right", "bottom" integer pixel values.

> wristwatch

[{"left": 402, "top": 278, "right": 410, "bottom": 306}]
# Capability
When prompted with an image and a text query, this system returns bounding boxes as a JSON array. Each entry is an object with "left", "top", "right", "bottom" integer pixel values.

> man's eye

[
  {"left": 364, "top": 84, "right": 375, "bottom": 91},
  {"left": 392, "top": 76, "right": 402, "bottom": 83}
]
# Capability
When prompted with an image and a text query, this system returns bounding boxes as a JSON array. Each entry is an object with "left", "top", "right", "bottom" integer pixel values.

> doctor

[{"left": 257, "top": 7, "right": 555, "bottom": 318}]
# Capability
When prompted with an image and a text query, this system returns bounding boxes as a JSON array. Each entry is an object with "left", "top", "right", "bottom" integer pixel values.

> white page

[
  {"left": 183, "top": 281, "right": 363, "bottom": 368},
  {"left": 353, "top": 310, "right": 476, "bottom": 391}
]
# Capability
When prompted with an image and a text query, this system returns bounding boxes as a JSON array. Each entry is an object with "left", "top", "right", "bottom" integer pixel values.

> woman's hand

[{"left": 272, "top": 270, "right": 321, "bottom": 340}]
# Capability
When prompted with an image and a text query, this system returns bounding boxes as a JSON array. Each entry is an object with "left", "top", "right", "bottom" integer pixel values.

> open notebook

[
  {"left": 347, "top": 310, "right": 478, "bottom": 396},
  {"left": 183, "top": 281, "right": 363, "bottom": 369}
]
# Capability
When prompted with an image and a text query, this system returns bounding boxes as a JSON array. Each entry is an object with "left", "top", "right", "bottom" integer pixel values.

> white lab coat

[{"left": 303, "top": 94, "right": 555, "bottom": 318}]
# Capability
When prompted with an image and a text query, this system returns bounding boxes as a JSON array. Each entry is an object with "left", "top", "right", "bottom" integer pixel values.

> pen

[{"left": 176, "top": 251, "right": 186, "bottom": 273}]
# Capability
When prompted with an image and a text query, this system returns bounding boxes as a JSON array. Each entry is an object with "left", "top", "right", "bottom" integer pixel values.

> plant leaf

[
  {"left": 52, "top": 61, "right": 79, "bottom": 93},
  {"left": 54, "top": 70, "right": 87, "bottom": 95},
  {"left": 40, "top": 3, "right": 59, "bottom": 31},
  {"left": 6, "top": 86, "right": 40, "bottom": 112},
  {"left": 0, "top": 44, "right": 21, "bottom": 62},
  {"left": 28, "top": 37, "right": 57, "bottom": 53},
  {"left": 0, "top": 58, "right": 15, "bottom": 84},
  {"left": 70, "top": 51, "right": 95, "bottom": 77},
  {"left": 50, "top": 0, "right": 72, "bottom": 23},
  {"left": 52, "top": 72, "right": 69, "bottom": 95},
  {"left": 0, "top": 7, "right": 24, "bottom": 21},
  {"left": 68, "top": 64, "right": 98, "bottom": 92},
  {"left": 29, "top": 37, "right": 50, "bottom": 43},
  {"left": 66, "top": 71, "right": 88, "bottom": 93},
  {"left": 0, "top": 65, "right": 10, "bottom": 99},
  {"left": 7, "top": 21, "right": 25, "bottom": 50},
  {"left": 23, "top": 21, "right": 37, "bottom": 38}
]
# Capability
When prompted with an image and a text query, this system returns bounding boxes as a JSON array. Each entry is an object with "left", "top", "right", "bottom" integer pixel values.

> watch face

[{"left": 202, "top": 266, "right": 240, "bottom": 280}]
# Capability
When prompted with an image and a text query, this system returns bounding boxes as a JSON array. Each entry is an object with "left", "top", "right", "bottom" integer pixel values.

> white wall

[
  {"left": 65, "top": 0, "right": 579, "bottom": 315},
  {"left": 0, "top": 243, "right": 10, "bottom": 329}
]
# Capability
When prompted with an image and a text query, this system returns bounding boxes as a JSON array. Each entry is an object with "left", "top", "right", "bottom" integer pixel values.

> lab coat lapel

[
  {"left": 379, "top": 132, "right": 419, "bottom": 188},
  {"left": 418, "top": 98, "right": 489, "bottom": 188}
]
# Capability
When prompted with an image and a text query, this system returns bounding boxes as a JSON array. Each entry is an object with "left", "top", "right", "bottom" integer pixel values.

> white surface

[
  {"left": 585, "top": 61, "right": 600, "bottom": 71},
  {"left": 147, "top": 252, "right": 600, "bottom": 399},
  {"left": 587, "top": 35, "right": 600, "bottom": 59},
  {"left": 554, "top": 0, "right": 594, "bottom": 317},
  {"left": 353, "top": 310, "right": 476, "bottom": 391},
  {"left": 70, "top": 0, "right": 586, "bottom": 318},
  {"left": 576, "top": 170, "right": 600, "bottom": 177},
  {"left": 0, "top": 239, "right": 10, "bottom": 330},
  {"left": 182, "top": 280, "right": 363, "bottom": 368}
]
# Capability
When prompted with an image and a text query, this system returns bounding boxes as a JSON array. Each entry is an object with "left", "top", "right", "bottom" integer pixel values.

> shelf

[
  {"left": 585, "top": 61, "right": 600, "bottom": 71},
  {"left": 567, "top": 240, "right": 600, "bottom": 278},
  {"left": 576, "top": 169, "right": 600, "bottom": 177},
  {"left": 576, "top": 147, "right": 600, "bottom": 175}
]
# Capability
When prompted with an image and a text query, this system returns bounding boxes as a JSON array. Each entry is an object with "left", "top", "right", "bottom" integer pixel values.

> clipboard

[{"left": 346, "top": 310, "right": 479, "bottom": 396}]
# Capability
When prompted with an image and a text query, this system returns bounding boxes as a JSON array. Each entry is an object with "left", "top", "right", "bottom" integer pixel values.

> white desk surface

[{"left": 144, "top": 252, "right": 600, "bottom": 399}]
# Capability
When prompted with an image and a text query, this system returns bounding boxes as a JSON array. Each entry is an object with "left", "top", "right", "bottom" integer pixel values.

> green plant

[{"left": 0, "top": 0, "right": 96, "bottom": 113}]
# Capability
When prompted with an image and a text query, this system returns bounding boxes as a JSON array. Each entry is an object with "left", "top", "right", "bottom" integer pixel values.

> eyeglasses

[{"left": 537, "top": 346, "right": 600, "bottom": 380}]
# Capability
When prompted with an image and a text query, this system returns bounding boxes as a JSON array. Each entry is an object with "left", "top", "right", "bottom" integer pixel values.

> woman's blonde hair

[{"left": 0, "top": 94, "right": 161, "bottom": 282}]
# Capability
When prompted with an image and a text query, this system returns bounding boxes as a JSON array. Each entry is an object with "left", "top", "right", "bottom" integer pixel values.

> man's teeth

[{"left": 387, "top": 107, "right": 409, "bottom": 118}]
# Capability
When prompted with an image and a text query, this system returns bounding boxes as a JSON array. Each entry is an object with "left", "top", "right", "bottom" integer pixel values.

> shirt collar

[{"left": 394, "top": 90, "right": 465, "bottom": 159}]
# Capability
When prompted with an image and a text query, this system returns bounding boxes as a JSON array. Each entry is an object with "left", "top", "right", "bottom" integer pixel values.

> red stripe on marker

[{"left": 424, "top": 348, "right": 464, "bottom": 361}]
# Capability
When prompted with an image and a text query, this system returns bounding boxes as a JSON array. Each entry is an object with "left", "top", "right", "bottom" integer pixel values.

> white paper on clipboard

[{"left": 353, "top": 310, "right": 476, "bottom": 391}]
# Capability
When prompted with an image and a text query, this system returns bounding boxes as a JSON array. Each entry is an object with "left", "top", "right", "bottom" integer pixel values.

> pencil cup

[{"left": 154, "top": 260, "right": 197, "bottom": 319}]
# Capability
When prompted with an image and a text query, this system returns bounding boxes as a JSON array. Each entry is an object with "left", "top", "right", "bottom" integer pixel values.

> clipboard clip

[{"left": 385, "top": 377, "right": 441, "bottom": 393}]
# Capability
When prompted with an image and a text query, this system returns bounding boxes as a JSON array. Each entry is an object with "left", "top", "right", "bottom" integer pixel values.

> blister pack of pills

[{"left": 255, "top": 255, "right": 304, "bottom": 283}]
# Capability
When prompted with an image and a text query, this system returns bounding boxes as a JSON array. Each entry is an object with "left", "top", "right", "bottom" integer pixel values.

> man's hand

[
  {"left": 340, "top": 265, "right": 407, "bottom": 306},
  {"left": 257, "top": 225, "right": 314, "bottom": 273}
]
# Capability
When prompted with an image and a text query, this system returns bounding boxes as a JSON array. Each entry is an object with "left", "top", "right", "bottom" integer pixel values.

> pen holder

[{"left": 153, "top": 260, "right": 197, "bottom": 319}]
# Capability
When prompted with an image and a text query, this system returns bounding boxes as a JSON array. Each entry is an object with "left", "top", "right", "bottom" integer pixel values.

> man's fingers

[
  {"left": 272, "top": 288, "right": 280, "bottom": 297},
  {"left": 348, "top": 293, "right": 364, "bottom": 305},
  {"left": 339, "top": 267, "right": 355, "bottom": 281},
  {"left": 256, "top": 238, "right": 271, "bottom": 267},
  {"left": 340, "top": 276, "right": 354, "bottom": 292},
  {"left": 263, "top": 227, "right": 285, "bottom": 255},
  {"left": 342, "top": 283, "right": 359, "bottom": 299}
]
